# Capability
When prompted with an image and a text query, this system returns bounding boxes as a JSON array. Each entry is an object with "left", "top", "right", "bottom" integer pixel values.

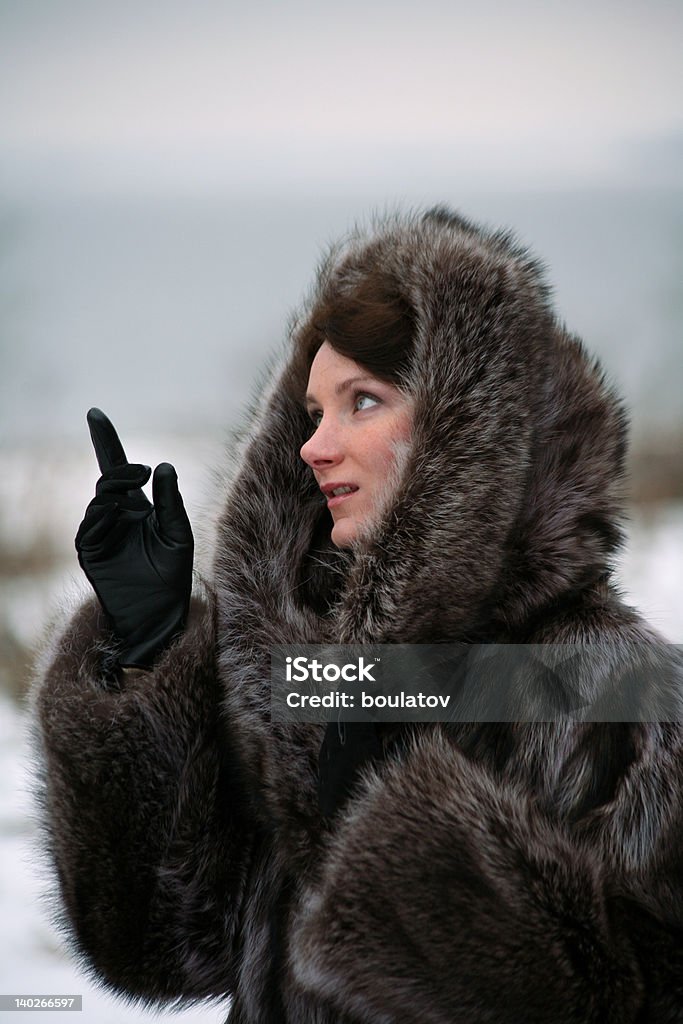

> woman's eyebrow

[{"left": 305, "top": 376, "right": 376, "bottom": 406}]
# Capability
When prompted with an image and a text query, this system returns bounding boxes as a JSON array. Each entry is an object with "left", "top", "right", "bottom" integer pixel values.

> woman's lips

[{"left": 322, "top": 484, "right": 359, "bottom": 509}]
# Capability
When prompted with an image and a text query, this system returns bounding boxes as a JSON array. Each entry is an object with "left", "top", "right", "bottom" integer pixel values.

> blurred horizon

[{"left": 1, "top": 185, "right": 681, "bottom": 452}]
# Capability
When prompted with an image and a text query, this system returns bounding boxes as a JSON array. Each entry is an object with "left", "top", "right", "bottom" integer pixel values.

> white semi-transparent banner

[{"left": 270, "top": 644, "right": 683, "bottom": 723}]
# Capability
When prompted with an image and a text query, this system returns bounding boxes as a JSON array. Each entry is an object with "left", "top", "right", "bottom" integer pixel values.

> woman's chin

[{"left": 330, "top": 517, "right": 357, "bottom": 550}]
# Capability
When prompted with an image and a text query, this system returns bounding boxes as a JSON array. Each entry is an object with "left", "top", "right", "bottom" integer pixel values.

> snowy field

[{"left": 1, "top": 443, "right": 682, "bottom": 1023}]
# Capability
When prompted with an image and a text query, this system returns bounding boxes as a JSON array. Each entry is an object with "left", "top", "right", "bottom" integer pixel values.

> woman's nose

[{"left": 300, "top": 418, "right": 343, "bottom": 469}]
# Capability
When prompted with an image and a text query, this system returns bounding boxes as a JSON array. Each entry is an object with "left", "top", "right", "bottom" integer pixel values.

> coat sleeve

[
  {"left": 288, "top": 729, "right": 644, "bottom": 1024},
  {"left": 32, "top": 590, "right": 257, "bottom": 1006}
]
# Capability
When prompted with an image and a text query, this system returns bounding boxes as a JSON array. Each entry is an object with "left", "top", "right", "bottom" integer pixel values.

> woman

[{"left": 34, "top": 207, "right": 683, "bottom": 1022}]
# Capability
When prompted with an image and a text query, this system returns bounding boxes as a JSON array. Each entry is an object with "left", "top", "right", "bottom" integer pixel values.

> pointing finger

[{"left": 87, "top": 407, "right": 129, "bottom": 473}]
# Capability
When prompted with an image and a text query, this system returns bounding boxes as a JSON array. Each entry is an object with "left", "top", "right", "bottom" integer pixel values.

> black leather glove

[{"left": 75, "top": 407, "right": 194, "bottom": 669}]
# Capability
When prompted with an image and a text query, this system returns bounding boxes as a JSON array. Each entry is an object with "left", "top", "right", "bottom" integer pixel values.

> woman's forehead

[{"left": 305, "top": 343, "right": 371, "bottom": 396}]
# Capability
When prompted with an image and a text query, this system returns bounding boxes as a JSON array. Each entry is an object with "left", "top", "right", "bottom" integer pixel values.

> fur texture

[{"left": 33, "top": 208, "right": 683, "bottom": 1022}]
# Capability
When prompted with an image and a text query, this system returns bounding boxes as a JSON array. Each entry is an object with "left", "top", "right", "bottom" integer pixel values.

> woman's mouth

[{"left": 322, "top": 483, "right": 359, "bottom": 508}]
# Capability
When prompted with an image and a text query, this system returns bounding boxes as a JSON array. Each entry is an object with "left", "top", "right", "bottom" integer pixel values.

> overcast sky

[{"left": 2, "top": 0, "right": 682, "bottom": 193}]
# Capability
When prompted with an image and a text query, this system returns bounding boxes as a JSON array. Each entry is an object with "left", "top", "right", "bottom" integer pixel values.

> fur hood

[{"left": 217, "top": 206, "right": 629, "bottom": 643}]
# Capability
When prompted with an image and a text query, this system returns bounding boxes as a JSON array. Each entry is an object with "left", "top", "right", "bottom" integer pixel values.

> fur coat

[{"left": 33, "top": 208, "right": 683, "bottom": 1023}]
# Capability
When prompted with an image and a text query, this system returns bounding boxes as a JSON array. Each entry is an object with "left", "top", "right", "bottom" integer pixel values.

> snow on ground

[{"left": 617, "top": 501, "right": 683, "bottom": 643}]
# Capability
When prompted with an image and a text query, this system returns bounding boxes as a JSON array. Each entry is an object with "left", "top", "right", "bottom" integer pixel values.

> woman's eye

[
  {"left": 309, "top": 410, "right": 322, "bottom": 428},
  {"left": 354, "top": 393, "right": 379, "bottom": 412}
]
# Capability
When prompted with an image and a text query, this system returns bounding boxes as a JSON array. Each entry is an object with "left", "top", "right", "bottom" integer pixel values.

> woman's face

[{"left": 300, "top": 341, "right": 413, "bottom": 548}]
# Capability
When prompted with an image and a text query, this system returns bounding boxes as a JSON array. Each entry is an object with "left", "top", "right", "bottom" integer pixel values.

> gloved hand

[{"left": 75, "top": 407, "right": 194, "bottom": 669}]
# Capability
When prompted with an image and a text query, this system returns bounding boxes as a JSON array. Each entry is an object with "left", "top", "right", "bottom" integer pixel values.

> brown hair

[{"left": 299, "top": 270, "right": 416, "bottom": 386}]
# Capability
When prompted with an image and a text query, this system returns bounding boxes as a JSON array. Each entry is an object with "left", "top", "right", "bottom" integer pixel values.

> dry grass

[
  {"left": 0, "top": 531, "right": 63, "bottom": 579},
  {"left": 0, "top": 623, "right": 34, "bottom": 704},
  {"left": 629, "top": 432, "right": 683, "bottom": 505},
  {"left": 0, "top": 534, "right": 65, "bottom": 704}
]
